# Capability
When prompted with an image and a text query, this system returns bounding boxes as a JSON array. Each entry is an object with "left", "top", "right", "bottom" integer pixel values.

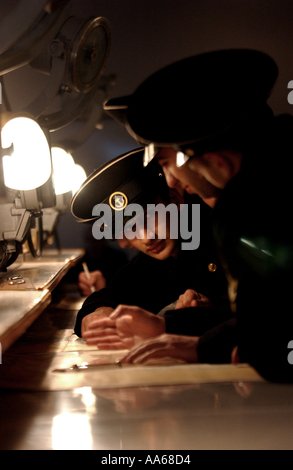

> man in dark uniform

[
  {"left": 71, "top": 148, "right": 231, "bottom": 348},
  {"left": 101, "top": 49, "right": 293, "bottom": 382}
]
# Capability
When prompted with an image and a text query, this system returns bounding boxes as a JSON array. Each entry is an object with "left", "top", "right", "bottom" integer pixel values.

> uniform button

[{"left": 208, "top": 263, "right": 217, "bottom": 272}]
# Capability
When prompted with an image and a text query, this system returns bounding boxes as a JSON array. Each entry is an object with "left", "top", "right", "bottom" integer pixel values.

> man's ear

[
  {"left": 169, "top": 188, "right": 185, "bottom": 207},
  {"left": 200, "top": 151, "right": 236, "bottom": 187},
  {"left": 203, "top": 152, "right": 231, "bottom": 172}
]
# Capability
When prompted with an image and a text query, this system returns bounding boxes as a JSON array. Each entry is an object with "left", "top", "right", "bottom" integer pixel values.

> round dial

[{"left": 69, "top": 17, "right": 111, "bottom": 93}]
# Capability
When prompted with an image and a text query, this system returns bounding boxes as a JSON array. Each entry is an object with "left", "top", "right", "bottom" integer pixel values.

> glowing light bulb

[
  {"left": 2, "top": 117, "right": 52, "bottom": 190},
  {"left": 51, "top": 147, "right": 75, "bottom": 195},
  {"left": 72, "top": 164, "right": 87, "bottom": 195}
]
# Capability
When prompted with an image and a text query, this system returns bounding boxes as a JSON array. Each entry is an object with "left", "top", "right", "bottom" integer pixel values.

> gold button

[
  {"left": 208, "top": 263, "right": 217, "bottom": 272},
  {"left": 186, "top": 148, "right": 195, "bottom": 157}
]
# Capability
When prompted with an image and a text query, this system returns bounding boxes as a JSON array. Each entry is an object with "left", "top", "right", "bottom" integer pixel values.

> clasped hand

[
  {"left": 82, "top": 305, "right": 166, "bottom": 350},
  {"left": 81, "top": 303, "right": 199, "bottom": 365}
]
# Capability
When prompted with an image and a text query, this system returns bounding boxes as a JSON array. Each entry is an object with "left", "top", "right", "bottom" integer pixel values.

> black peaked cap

[
  {"left": 104, "top": 49, "right": 278, "bottom": 146},
  {"left": 71, "top": 148, "right": 165, "bottom": 222}
]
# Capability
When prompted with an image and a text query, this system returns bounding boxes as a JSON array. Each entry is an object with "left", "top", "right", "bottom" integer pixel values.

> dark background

[{"left": 1, "top": 0, "right": 293, "bottom": 250}]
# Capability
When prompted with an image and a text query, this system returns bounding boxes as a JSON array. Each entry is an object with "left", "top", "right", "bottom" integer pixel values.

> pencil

[{"left": 82, "top": 262, "right": 95, "bottom": 293}]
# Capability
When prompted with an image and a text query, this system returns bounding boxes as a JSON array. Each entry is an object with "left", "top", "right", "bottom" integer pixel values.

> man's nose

[
  {"left": 163, "top": 168, "right": 179, "bottom": 189},
  {"left": 137, "top": 225, "right": 156, "bottom": 244}
]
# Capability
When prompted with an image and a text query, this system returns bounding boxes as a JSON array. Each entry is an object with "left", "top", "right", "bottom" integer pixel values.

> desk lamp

[
  {"left": 0, "top": 114, "right": 55, "bottom": 270},
  {"left": 42, "top": 147, "right": 86, "bottom": 250}
]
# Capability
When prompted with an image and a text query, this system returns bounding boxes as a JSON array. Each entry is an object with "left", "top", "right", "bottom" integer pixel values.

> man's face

[
  {"left": 127, "top": 226, "right": 179, "bottom": 260},
  {"left": 155, "top": 147, "right": 221, "bottom": 206},
  {"left": 117, "top": 194, "right": 180, "bottom": 260},
  {"left": 187, "top": 149, "right": 243, "bottom": 190},
  {"left": 124, "top": 210, "right": 179, "bottom": 260}
]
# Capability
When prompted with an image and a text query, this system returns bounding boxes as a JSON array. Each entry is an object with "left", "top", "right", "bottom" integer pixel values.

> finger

[
  {"left": 82, "top": 289, "right": 94, "bottom": 297},
  {"left": 92, "top": 270, "right": 104, "bottom": 278},
  {"left": 121, "top": 339, "right": 168, "bottom": 364},
  {"left": 93, "top": 272, "right": 106, "bottom": 289},
  {"left": 115, "top": 314, "right": 134, "bottom": 330},
  {"left": 231, "top": 346, "right": 240, "bottom": 364},
  {"left": 83, "top": 327, "right": 116, "bottom": 340},
  {"left": 79, "top": 278, "right": 90, "bottom": 287},
  {"left": 95, "top": 280, "right": 106, "bottom": 291},
  {"left": 87, "top": 318, "right": 115, "bottom": 330},
  {"left": 181, "top": 297, "right": 193, "bottom": 308},
  {"left": 184, "top": 290, "right": 197, "bottom": 304},
  {"left": 79, "top": 282, "right": 93, "bottom": 294},
  {"left": 95, "top": 334, "right": 124, "bottom": 346},
  {"left": 175, "top": 298, "right": 184, "bottom": 310},
  {"left": 110, "top": 305, "right": 129, "bottom": 320},
  {"left": 86, "top": 334, "right": 120, "bottom": 345},
  {"left": 110, "top": 304, "right": 139, "bottom": 320},
  {"left": 187, "top": 289, "right": 201, "bottom": 298},
  {"left": 96, "top": 341, "right": 127, "bottom": 350},
  {"left": 123, "top": 346, "right": 168, "bottom": 364},
  {"left": 79, "top": 273, "right": 93, "bottom": 286},
  {"left": 190, "top": 291, "right": 201, "bottom": 299}
]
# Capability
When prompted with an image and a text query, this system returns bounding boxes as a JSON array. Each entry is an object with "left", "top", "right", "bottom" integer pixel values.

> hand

[
  {"left": 231, "top": 346, "right": 240, "bottom": 364},
  {"left": 175, "top": 289, "right": 212, "bottom": 309},
  {"left": 81, "top": 307, "right": 114, "bottom": 337},
  {"left": 121, "top": 334, "right": 200, "bottom": 364},
  {"left": 78, "top": 270, "right": 106, "bottom": 296},
  {"left": 83, "top": 305, "right": 166, "bottom": 350}
]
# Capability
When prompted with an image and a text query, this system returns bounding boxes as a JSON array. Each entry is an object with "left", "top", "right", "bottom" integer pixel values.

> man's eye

[{"left": 158, "top": 159, "right": 167, "bottom": 168}]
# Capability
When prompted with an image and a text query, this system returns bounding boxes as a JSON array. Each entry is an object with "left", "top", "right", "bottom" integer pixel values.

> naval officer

[
  {"left": 102, "top": 49, "right": 293, "bottom": 382},
  {"left": 71, "top": 148, "right": 232, "bottom": 350}
]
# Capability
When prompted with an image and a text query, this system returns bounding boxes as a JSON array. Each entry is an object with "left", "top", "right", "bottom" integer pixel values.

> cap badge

[
  {"left": 109, "top": 192, "right": 128, "bottom": 211},
  {"left": 208, "top": 263, "right": 217, "bottom": 272}
]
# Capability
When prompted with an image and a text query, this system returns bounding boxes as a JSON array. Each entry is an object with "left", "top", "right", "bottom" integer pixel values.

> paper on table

[{"left": 0, "top": 346, "right": 263, "bottom": 392}]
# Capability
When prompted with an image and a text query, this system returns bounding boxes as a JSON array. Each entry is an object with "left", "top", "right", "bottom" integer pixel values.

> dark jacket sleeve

[
  {"left": 164, "top": 305, "right": 237, "bottom": 364},
  {"left": 210, "top": 119, "right": 293, "bottom": 381},
  {"left": 196, "top": 318, "right": 238, "bottom": 364},
  {"left": 164, "top": 305, "right": 234, "bottom": 337}
]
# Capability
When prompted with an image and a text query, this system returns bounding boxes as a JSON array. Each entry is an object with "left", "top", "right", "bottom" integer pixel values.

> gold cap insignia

[
  {"left": 109, "top": 192, "right": 128, "bottom": 211},
  {"left": 208, "top": 263, "right": 217, "bottom": 272}
]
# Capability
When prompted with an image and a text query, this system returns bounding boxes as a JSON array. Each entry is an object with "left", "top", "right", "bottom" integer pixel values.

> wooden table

[
  {"left": 0, "top": 249, "right": 84, "bottom": 353},
  {"left": 0, "top": 249, "right": 292, "bottom": 450}
]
